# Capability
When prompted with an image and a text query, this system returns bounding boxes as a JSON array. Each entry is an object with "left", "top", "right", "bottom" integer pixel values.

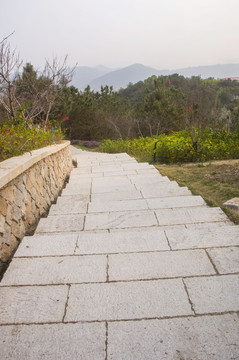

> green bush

[
  {"left": 100, "top": 129, "right": 239, "bottom": 163},
  {"left": 0, "top": 121, "right": 64, "bottom": 162}
]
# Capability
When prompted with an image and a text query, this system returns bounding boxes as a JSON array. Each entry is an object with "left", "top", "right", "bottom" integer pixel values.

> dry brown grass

[{"left": 155, "top": 159, "right": 239, "bottom": 224}]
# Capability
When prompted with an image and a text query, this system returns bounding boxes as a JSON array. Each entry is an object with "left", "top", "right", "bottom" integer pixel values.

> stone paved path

[{"left": 0, "top": 147, "right": 239, "bottom": 359}]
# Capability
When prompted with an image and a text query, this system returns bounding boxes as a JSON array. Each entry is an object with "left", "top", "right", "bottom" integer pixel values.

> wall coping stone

[{"left": 0, "top": 141, "right": 70, "bottom": 189}]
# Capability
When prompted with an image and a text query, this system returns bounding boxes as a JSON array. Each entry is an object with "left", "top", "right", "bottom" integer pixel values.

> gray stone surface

[
  {"left": 223, "top": 197, "right": 239, "bottom": 211},
  {"left": 0, "top": 322, "right": 106, "bottom": 360},
  {"left": 92, "top": 165, "right": 123, "bottom": 173},
  {"left": 108, "top": 314, "right": 239, "bottom": 360},
  {"left": 108, "top": 249, "right": 215, "bottom": 281},
  {"left": 88, "top": 199, "right": 148, "bottom": 213},
  {"left": 36, "top": 214, "right": 85, "bottom": 233},
  {"left": 49, "top": 199, "right": 87, "bottom": 215},
  {"left": 14, "top": 233, "right": 78, "bottom": 257},
  {"left": 104, "top": 170, "right": 137, "bottom": 176},
  {"left": 147, "top": 195, "right": 206, "bottom": 209},
  {"left": 0, "top": 285, "right": 68, "bottom": 324},
  {"left": 91, "top": 190, "right": 142, "bottom": 201},
  {"left": 75, "top": 228, "right": 169, "bottom": 255},
  {"left": 61, "top": 182, "right": 91, "bottom": 196},
  {"left": 84, "top": 210, "right": 158, "bottom": 230},
  {"left": 141, "top": 185, "right": 191, "bottom": 198},
  {"left": 0, "top": 255, "right": 107, "bottom": 285},
  {"left": 65, "top": 279, "right": 193, "bottom": 322},
  {"left": 185, "top": 274, "right": 239, "bottom": 314},
  {"left": 2, "top": 149, "right": 239, "bottom": 357},
  {"left": 207, "top": 247, "right": 239, "bottom": 274},
  {"left": 155, "top": 207, "right": 227, "bottom": 226},
  {"left": 166, "top": 225, "right": 239, "bottom": 249},
  {"left": 91, "top": 178, "right": 135, "bottom": 194}
]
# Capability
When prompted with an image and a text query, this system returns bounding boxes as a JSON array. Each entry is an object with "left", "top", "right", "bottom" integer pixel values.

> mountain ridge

[{"left": 71, "top": 63, "right": 239, "bottom": 91}]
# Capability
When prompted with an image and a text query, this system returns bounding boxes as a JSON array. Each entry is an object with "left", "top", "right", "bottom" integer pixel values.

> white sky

[{"left": 1, "top": 0, "right": 239, "bottom": 70}]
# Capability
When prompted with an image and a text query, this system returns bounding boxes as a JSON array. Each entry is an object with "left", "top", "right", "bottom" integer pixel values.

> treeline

[
  {"left": 1, "top": 47, "right": 239, "bottom": 141},
  {"left": 64, "top": 74, "right": 239, "bottom": 140}
]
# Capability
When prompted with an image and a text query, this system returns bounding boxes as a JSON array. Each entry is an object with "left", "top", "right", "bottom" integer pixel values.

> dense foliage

[
  {"left": 100, "top": 129, "right": 239, "bottom": 164},
  {"left": 0, "top": 115, "right": 64, "bottom": 162},
  {"left": 1, "top": 40, "right": 239, "bottom": 161},
  {"left": 60, "top": 74, "right": 239, "bottom": 140}
]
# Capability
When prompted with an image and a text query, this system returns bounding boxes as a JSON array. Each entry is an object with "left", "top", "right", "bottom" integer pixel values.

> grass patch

[{"left": 155, "top": 159, "right": 239, "bottom": 225}]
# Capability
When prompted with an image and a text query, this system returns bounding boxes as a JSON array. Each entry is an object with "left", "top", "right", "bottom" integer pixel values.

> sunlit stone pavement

[{"left": 0, "top": 146, "right": 238, "bottom": 359}]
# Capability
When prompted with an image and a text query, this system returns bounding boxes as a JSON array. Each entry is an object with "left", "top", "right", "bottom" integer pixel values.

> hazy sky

[{"left": 1, "top": 0, "right": 239, "bottom": 70}]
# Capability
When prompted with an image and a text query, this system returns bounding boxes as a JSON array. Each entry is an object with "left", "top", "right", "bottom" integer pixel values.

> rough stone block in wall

[{"left": 0, "top": 142, "right": 72, "bottom": 273}]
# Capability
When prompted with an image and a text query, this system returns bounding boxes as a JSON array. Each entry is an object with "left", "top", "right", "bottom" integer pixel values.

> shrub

[
  {"left": 0, "top": 121, "right": 64, "bottom": 162},
  {"left": 100, "top": 129, "right": 239, "bottom": 164}
]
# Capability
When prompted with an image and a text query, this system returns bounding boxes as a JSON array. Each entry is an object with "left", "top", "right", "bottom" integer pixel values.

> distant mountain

[
  {"left": 71, "top": 63, "right": 239, "bottom": 91},
  {"left": 171, "top": 64, "right": 239, "bottom": 79},
  {"left": 70, "top": 65, "right": 112, "bottom": 90},
  {"left": 89, "top": 63, "right": 166, "bottom": 91}
]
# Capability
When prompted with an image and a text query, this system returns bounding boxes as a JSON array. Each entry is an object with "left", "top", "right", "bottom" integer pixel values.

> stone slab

[
  {"left": 67, "top": 177, "right": 92, "bottom": 185},
  {"left": 88, "top": 199, "right": 148, "bottom": 213},
  {"left": 75, "top": 228, "right": 169, "bottom": 255},
  {"left": 165, "top": 225, "right": 239, "bottom": 249},
  {"left": 36, "top": 215, "right": 85, "bottom": 233},
  {"left": 0, "top": 285, "right": 68, "bottom": 324},
  {"left": 223, "top": 197, "right": 239, "bottom": 211},
  {"left": 184, "top": 274, "right": 239, "bottom": 314},
  {"left": 0, "top": 322, "right": 106, "bottom": 360},
  {"left": 61, "top": 183, "right": 91, "bottom": 196},
  {"left": 147, "top": 195, "right": 206, "bottom": 209},
  {"left": 108, "top": 249, "right": 215, "bottom": 281},
  {"left": 70, "top": 167, "right": 91, "bottom": 174},
  {"left": 14, "top": 233, "right": 78, "bottom": 257},
  {"left": 49, "top": 199, "right": 87, "bottom": 215},
  {"left": 155, "top": 207, "right": 227, "bottom": 226},
  {"left": 0, "top": 141, "right": 70, "bottom": 189},
  {"left": 92, "top": 176, "right": 130, "bottom": 184},
  {"left": 122, "top": 163, "right": 155, "bottom": 170},
  {"left": 0, "top": 255, "right": 107, "bottom": 286},
  {"left": 136, "top": 168, "right": 159, "bottom": 175},
  {"left": 108, "top": 314, "right": 239, "bottom": 360},
  {"left": 65, "top": 279, "right": 193, "bottom": 322},
  {"left": 104, "top": 170, "right": 137, "bottom": 176},
  {"left": 207, "top": 247, "right": 239, "bottom": 274},
  {"left": 141, "top": 185, "right": 191, "bottom": 198},
  {"left": 185, "top": 221, "right": 233, "bottom": 228},
  {"left": 84, "top": 210, "right": 158, "bottom": 230},
  {"left": 132, "top": 178, "right": 170, "bottom": 188},
  {"left": 91, "top": 190, "right": 142, "bottom": 201},
  {"left": 67, "top": 172, "right": 103, "bottom": 178},
  {"left": 92, "top": 165, "right": 123, "bottom": 173},
  {"left": 91, "top": 183, "right": 136, "bottom": 194}
]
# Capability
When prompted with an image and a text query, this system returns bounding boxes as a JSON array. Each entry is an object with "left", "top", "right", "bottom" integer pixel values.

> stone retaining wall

[{"left": 0, "top": 141, "right": 72, "bottom": 273}]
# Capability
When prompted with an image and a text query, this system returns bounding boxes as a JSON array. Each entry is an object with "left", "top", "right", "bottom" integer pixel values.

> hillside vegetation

[
  {"left": 1, "top": 39, "right": 239, "bottom": 162},
  {"left": 62, "top": 74, "right": 239, "bottom": 141}
]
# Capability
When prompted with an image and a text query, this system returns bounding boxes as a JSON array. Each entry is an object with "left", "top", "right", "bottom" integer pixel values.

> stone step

[
  {"left": 0, "top": 285, "right": 68, "bottom": 324},
  {"left": 0, "top": 322, "right": 105, "bottom": 360},
  {"left": 107, "top": 314, "right": 239, "bottom": 360},
  {"left": 108, "top": 249, "right": 216, "bottom": 281},
  {"left": 91, "top": 189, "right": 143, "bottom": 201},
  {"left": 36, "top": 214, "right": 85, "bottom": 233},
  {"left": 14, "top": 233, "right": 78, "bottom": 257},
  {"left": 64, "top": 279, "right": 193, "bottom": 322},
  {"left": 84, "top": 210, "right": 158, "bottom": 230},
  {"left": 165, "top": 225, "right": 239, "bottom": 250},
  {"left": 75, "top": 228, "right": 170, "bottom": 255},
  {"left": 0, "top": 255, "right": 107, "bottom": 286},
  {"left": 155, "top": 207, "right": 227, "bottom": 226}
]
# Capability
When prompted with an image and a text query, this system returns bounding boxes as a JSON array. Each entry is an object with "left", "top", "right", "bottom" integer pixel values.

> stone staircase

[{"left": 0, "top": 147, "right": 238, "bottom": 359}]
